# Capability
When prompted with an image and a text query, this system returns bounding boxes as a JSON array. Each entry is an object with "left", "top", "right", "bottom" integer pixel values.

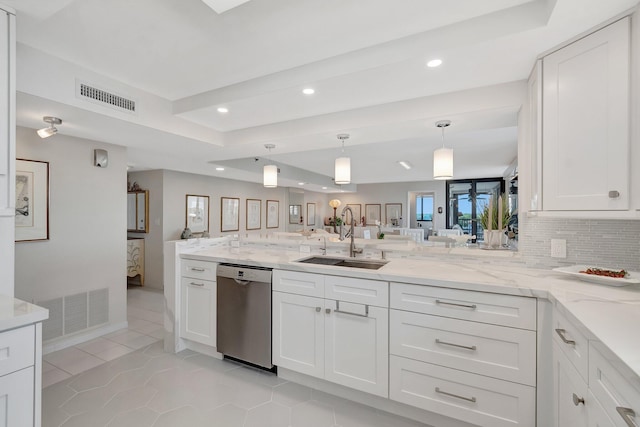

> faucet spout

[{"left": 339, "top": 206, "right": 362, "bottom": 258}]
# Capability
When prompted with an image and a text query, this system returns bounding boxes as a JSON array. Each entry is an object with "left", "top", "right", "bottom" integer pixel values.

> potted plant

[{"left": 478, "top": 194, "right": 511, "bottom": 247}]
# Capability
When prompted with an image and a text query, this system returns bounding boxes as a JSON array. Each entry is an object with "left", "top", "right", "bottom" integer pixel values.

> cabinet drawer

[
  {"left": 0, "top": 325, "right": 35, "bottom": 377},
  {"left": 390, "top": 283, "right": 536, "bottom": 330},
  {"left": 552, "top": 309, "right": 589, "bottom": 382},
  {"left": 390, "top": 310, "right": 536, "bottom": 386},
  {"left": 325, "top": 276, "right": 388, "bottom": 307},
  {"left": 390, "top": 355, "right": 535, "bottom": 427},
  {"left": 181, "top": 259, "right": 217, "bottom": 281},
  {"left": 589, "top": 343, "right": 640, "bottom": 427},
  {"left": 273, "top": 270, "right": 324, "bottom": 298}
]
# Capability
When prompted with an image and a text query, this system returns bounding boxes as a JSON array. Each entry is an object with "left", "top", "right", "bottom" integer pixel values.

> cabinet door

[
  {"left": 0, "top": 367, "right": 34, "bottom": 427},
  {"left": 324, "top": 300, "right": 388, "bottom": 398},
  {"left": 552, "top": 342, "right": 588, "bottom": 427},
  {"left": 180, "top": 277, "right": 216, "bottom": 346},
  {"left": 542, "top": 18, "right": 630, "bottom": 211},
  {"left": 587, "top": 391, "right": 616, "bottom": 427},
  {"left": 272, "top": 292, "right": 324, "bottom": 378}
]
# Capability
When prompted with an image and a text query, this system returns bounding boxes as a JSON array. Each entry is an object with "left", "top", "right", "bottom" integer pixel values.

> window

[{"left": 416, "top": 194, "right": 434, "bottom": 221}]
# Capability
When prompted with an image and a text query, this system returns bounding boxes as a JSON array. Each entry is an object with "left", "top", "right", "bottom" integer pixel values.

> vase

[{"left": 485, "top": 230, "right": 505, "bottom": 248}]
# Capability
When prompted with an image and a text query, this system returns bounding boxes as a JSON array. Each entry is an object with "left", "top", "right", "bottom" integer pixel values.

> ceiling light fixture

[
  {"left": 298, "top": 182, "right": 305, "bottom": 186},
  {"left": 215, "top": 167, "right": 225, "bottom": 171},
  {"left": 217, "top": 107, "right": 229, "bottom": 113},
  {"left": 427, "top": 59, "right": 443, "bottom": 68},
  {"left": 398, "top": 161, "right": 412, "bottom": 170},
  {"left": 263, "top": 144, "right": 277, "bottom": 188},
  {"left": 433, "top": 120, "right": 453, "bottom": 180},
  {"left": 302, "top": 88, "right": 315, "bottom": 95},
  {"left": 334, "top": 134, "right": 351, "bottom": 185},
  {"left": 37, "top": 116, "right": 62, "bottom": 139}
]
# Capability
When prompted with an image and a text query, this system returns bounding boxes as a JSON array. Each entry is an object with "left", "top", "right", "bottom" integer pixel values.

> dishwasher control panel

[{"left": 216, "top": 263, "right": 272, "bottom": 284}]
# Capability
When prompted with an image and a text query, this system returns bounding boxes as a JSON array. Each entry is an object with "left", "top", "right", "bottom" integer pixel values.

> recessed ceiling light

[
  {"left": 398, "top": 161, "right": 412, "bottom": 170},
  {"left": 427, "top": 59, "right": 443, "bottom": 68},
  {"left": 302, "top": 88, "right": 315, "bottom": 95},
  {"left": 322, "top": 187, "right": 327, "bottom": 190},
  {"left": 216, "top": 167, "right": 225, "bottom": 171},
  {"left": 298, "top": 182, "right": 305, "bottom": 186},
  {"left": 217, "top": 107, "right": 229, "bottom": 113}
]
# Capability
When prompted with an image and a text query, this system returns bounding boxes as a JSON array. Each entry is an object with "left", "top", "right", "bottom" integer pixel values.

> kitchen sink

[{"left": 296, "top": 256, "right": 388, "bottom": 270}]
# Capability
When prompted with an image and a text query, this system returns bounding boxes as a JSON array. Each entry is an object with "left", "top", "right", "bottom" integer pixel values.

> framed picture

[
  {"left": 221, "top": 197, "right": 240, "bottom": 232},
  {"left": 185, "top": 194, "right": 209, "bottom": 233},
  {"left": 267, "top": 200, "right": 279, "bottom": 228},
  {"left": 346, "top": 204, "right": 361, "bottom": 226},
  {"left": 365, "top": 204, "right": 381, "bottom": 225},
  {"left": 306, "top": 203, "right": 316, "bottom": 226},
  {"left": 246, "top": 199, "right": 261, "bottom": 230},
  {"left": 15, "top": 159, "right": 49, "bottom": 242},
  {"left": 385, "top": 203, "right": 402, "bottom": 225},
  {"left": 289, "top": 204, "right": 302, "bottom": 224}
]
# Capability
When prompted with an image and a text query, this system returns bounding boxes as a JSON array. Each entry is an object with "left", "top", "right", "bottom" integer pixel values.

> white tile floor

[{"left": 42, "top": 288, "right": 432, "bottom": 427}]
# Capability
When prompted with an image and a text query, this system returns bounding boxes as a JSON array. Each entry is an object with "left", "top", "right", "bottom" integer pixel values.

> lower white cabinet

[
  {"left": 180, "top": 277, "right": 216, "bottom": 346},
  {"left": 0, "top": 366, "right": 35, "bottom": 427},
  {"left": 587, "top": 391, "right": 616, "bottom": 427},
  {"left": 390, "top": 355, "right": 535, "bottom": 427},
  {"left": 553, "top": 342, "right": 589, "bottom": 427}
]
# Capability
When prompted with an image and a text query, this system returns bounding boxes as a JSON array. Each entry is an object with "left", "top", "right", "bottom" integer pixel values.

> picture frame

[
  {"left": 306, "top": 203, "right": 316, "bottom": 226},
  {"left": 385, "top": 203, "right": 402, "bottom": 225},
  {"left": 15, "top": 159, "right": 49, "bottom": 242},
  {"left": 365, "top": 204, "right": 381, "bottom": 225},
  {"left": 246, "top": 199, "right": 261, "bottom": 230},
  {"left": 266, "top": 200, "right": 279, "bottom": 229},
  {"left": 289, "top": 204, "right": 302, "bottom": 224},
  {"left": 346, "top": 204, "right": 361, "bottom": 226},
  {"left": 221, "top": 197, "right": 240, "bottom": 232},
  {"left": 185, "top": 194, "right": 209, "bottom": 233}
]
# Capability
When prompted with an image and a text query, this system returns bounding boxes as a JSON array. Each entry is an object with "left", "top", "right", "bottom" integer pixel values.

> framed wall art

[
  {"left": 385, "top": 203, "right": 402, "bottom": 225},
  {"left": 306, "top": 203, "right": 316, "bottom": 226},
  {"left": 185, "top": 194, "right": 209, "bottom": 233},
  {"left": 266, "top": 200, "right": 279, "bottom": 229},
  {"left": 289, "top": 204, "right": 301, "bottom": 224},
  {"left": 15, "top": 159, "right": 49, "bottom": 242},
  {"left": 365, "top": 204, "right": 381, "bottom": 225},
  {"left": 246, "top": 199, "right": 261, "bottom": 230},
  {"left": 221, "top": 197, "right": 240, "bottom": 232}
]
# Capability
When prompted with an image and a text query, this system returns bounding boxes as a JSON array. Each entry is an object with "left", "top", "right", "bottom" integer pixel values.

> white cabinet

[
  {"left": 553, "top": 342, "right": 589, "bottom": 427},
  {"left": 180, "top": 259, "right": 216, "bottom": 347},
  {"left": 541, "top": 17, "right": 630, "bottom": 212},
  {"left": 0, "top": 366, "right": 35, "bottom": 427},
  {"left": 272, "top": 270, "right": 389, "bottom": 397}
]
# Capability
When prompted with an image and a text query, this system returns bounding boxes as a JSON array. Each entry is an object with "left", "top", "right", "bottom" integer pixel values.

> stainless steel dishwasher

[{"left": 216, "top": 263, "right": 273, "bottom": 370}]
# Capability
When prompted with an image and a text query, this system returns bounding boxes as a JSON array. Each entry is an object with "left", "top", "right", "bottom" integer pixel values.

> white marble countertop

[
  {"left": 0, "top": 294, "right": 48, "bottom": 331},
  {"left": 182, "top": 247, "right": 640, "bottom": 388}
]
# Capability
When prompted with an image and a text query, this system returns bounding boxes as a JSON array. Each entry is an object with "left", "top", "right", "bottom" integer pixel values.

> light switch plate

[{"left": 551, "top": 239, "right": 567, "bottom": 258}]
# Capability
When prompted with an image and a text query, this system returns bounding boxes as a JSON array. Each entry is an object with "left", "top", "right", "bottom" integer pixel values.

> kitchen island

[{"left": 164, "top": 237, "right": 640, "bottom": 427}]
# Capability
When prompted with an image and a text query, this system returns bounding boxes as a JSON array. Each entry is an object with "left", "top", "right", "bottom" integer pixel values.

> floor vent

[
  {"left": 38, "top": 288, "right": 109, "bottom": 342},
  {"left": 77, "top": 81, "right": 136, "bottom": 113}
]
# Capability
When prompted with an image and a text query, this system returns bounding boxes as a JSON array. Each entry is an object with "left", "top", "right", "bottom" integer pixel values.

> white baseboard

[
  {"left": 183, "top": 339, "right": 222, "bottom": 359},
  {"left": 43, "top": 321, "right": 128, "bottom": 354}
]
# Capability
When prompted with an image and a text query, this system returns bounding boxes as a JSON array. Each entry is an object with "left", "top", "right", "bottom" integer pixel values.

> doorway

[{"left": 446, "top": 178, "right": 505, "bottom": 241}]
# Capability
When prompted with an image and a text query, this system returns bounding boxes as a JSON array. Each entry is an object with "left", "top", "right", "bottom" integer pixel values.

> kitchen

[{"left": 0, "top": 0, "right": 640, "bottom": 426}]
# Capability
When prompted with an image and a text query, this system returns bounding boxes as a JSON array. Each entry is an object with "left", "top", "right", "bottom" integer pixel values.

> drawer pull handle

[
  {"left": 334, "top": 301, "right": 369, "bottom": 318},
  {"left": 435, "top": 387, "right": 476, "bottom": 403},
  {"left": 616, "top": 407, "right": 638, "bottom": 427},
  {"left": 555, "top": 329, "right": 576, "bottom": 346},
  {"left": 572, "top": 393, "right": 585, "bottom": 406},
  {"left": 609, "top": 190, "right": 620, "bottom": 198},
  {"left": 189, "top": 282, "right": 205, "bottom": 287},
  {"left": 190, "top": 267, "right": 206, "bottom": 272},
  {"left": 435, "top": 300, "right": 477, "bottom": 310},
  {"left": 315, "top": 307, "right": 321, "bottom": 312},
  {"left": 435, "top": 339, "right": 477, "bottom": 351},
  {"left": 325, "top": 308, "right": 331, "bottom": 314}
]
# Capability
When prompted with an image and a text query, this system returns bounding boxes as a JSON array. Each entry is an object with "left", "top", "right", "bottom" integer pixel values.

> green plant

[{"left": 478, "top": 194, "right": 511, "bottom": 230}]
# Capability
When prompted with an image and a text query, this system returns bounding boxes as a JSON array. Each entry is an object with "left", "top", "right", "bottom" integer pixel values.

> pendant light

[
  {"left": 433, "top": 120, "right": 453, "bottom": 180},
  {"left": 263, "top": 144, "right": 278, "bottom": 188},
  {"left": 334, "top": 134, "right": 351, "bottom": 185}
]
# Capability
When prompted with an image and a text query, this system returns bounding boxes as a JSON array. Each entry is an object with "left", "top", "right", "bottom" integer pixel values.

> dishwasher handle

[{"left": 234, "top": 279, "right": 251, "bottom": 286}]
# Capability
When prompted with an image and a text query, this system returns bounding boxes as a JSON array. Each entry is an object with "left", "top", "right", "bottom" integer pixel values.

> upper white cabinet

[{"left": 541, "top": 17, "right": 630, "bottom": 212}]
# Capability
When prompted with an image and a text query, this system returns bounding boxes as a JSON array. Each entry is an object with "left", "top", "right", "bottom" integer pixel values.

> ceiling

[{"left": 5, "top": 0, "right": 639, "bottom": 191}]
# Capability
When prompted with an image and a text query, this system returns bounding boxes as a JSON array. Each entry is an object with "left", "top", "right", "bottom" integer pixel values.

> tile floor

[{"left": 42, "top": 288, "right": 432, "bottom": 427}]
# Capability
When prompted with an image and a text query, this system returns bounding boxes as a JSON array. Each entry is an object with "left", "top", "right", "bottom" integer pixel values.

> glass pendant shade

[
  {"left": 433, "top": 147, "right": 453, "bottom": 180},
  {"left": 263, "top": 164, "right": 278, "bottom": 188},
  {"left": 334, "top": 156, "right": 351, "bottom": 185}
]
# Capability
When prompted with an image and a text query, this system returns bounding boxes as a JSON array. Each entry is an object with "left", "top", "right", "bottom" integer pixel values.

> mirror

[
  {"left": 127, "top": 190, "right": 149, "bottom": 233},
  {"left": 287, "top": 188, "right": 304, "bottom": 231}
]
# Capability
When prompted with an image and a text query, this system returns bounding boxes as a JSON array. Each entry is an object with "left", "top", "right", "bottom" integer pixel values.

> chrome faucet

[{"left": 339, "top": 206, "right": 363, "bottom": 258}]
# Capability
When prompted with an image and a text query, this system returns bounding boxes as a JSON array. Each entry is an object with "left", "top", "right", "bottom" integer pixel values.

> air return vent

[{"left": 76, "top": 81, "right": 136, "bottom": 114}]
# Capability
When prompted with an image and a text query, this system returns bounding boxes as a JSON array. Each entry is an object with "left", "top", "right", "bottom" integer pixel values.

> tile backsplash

[{"left": 518, "top": 216, "right": 640, "bottom": 270}]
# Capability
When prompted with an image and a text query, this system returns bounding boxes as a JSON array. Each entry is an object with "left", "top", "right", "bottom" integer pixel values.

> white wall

[
  {"left": 328, "top": 181, "right": 446, "bottom": 231},
  {"left": 14, "top": 127, "right": 127, "bottom": 328}
]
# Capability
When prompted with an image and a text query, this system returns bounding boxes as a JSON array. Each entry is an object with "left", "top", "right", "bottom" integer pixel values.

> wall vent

[
  {"left": 76, "top": 81, "right": 137, "bottom": 114},
  {"left": 38, "top": 288, "right": 109, "bottom": 342}
]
